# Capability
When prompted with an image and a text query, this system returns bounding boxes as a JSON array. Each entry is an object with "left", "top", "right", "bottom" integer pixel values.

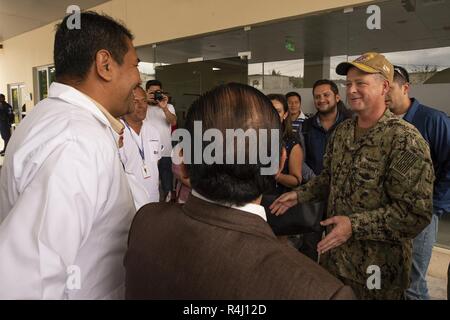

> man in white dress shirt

[
  {"left": 0, "top": 12, "right": 140, "bottom": 299},
  {"left": 145, "top": 80, "right": 177, "bottom": 202},
  {"left": 120, "top": 86, "right": 161, "bottom": 209}
]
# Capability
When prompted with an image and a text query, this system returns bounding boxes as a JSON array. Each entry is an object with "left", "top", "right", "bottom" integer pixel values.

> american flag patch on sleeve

[{"left": 392, "top": 151, "right": 419, "bottom": 177}]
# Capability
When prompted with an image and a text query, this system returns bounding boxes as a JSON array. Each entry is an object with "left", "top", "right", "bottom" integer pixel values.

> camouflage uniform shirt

[{"left": 296, "top": 109, "right": 434, "bottom": 295}]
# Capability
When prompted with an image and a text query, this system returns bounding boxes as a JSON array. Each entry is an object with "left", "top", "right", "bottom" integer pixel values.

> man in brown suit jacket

[{"left": 125, "top": 83, "right": 355, "bottom": 300}]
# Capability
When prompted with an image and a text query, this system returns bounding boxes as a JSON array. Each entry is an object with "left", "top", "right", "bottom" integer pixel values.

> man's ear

[
  {"left": 336, "top": 93, "right": 341, "bottom": 103},
  {"left": 95, "top": 49, "right": 113, "bottom": 81},
  {"left": 403, "top": 82, "right": 410, "bottom": 96},
  {"left": 382, "top": 80, "right": 390, "bottom": 96}
]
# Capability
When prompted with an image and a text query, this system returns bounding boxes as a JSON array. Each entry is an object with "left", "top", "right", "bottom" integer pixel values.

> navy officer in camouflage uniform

[{"left": 270, "top": 52, "right": 434, "bottom": 299}]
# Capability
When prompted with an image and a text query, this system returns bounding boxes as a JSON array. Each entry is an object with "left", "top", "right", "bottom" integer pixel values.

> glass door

[
  {"left": 36, "top": 65, "right": 56, "bottom": 102},
  {"left": 8, "top": 83, "right": 27, "bottom": 124}
]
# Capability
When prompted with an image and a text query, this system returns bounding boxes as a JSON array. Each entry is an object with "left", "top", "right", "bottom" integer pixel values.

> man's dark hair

[
  {"left": 185, "top": 83, "right": 281, "bottom": 206},
  {"left": 54, "top": 11, "right": 134, "bottom": 81},
  {"left": 145, "top": 80, "right": 162, "bottom": 91},
  {"left": 285, "top": 91, "right": 301, "bottom": 102},
  {"left": 393, "top": 65, "right": 410, "bottom": 85},
  {"left": 0, "top": 94, "right": 5, "bottom": 99},
  {"left": 311, "top": 79, "right": 352, "bottom": 118},
  {"left": 312, "top": 79, "right": 339, "bottom": 96}
]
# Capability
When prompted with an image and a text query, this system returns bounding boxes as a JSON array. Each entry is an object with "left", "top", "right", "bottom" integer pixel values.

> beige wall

[{"left": 0, "top": 0, "right": 372, "bottom": 108}]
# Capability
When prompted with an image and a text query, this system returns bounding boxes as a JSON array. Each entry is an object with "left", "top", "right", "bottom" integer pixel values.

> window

[
  {"left": 7, "top": 83, "right": 27, "bottom": 124},
  {"left": 36, "top": 65, "right": 55, "bottom": 102}
]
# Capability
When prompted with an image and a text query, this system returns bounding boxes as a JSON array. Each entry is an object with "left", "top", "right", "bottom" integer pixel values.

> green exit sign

[{"left": 285, "top": 40, "right": 295, "bottom": 52}]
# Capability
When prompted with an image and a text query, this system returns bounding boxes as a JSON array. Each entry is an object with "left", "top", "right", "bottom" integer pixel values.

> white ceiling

[
  {"left": 1, "top": 0, "right": 449, "bottom": 64},
  {"left": 0, "top": 0, "right": 110, "bottom": 42}
]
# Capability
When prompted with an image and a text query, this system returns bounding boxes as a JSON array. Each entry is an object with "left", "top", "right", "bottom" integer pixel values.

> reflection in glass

[
  {"left": 249, "top": 59, "right": 304, "bottom": 91},
  {"left": 38, "top": 70, "right": 48, "bottom": 101},
  {"left": 48, "top": 67, "right": 56, "bottom": 85}
]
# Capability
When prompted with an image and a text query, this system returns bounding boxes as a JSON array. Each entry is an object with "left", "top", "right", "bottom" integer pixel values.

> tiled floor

[
  {"left": 422, "top": 213, "right": 450, "bottom": 300},
  {"left": 428, "top": 274, "right": 447, "bottom": 300},
  {"left": 428, "top": 246, "right": 449, "bottom": 300}
]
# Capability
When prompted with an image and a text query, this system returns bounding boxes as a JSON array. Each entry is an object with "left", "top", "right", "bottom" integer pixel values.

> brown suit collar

[{"left": 182, "top": 195, "right": 277, "bottom": 240}]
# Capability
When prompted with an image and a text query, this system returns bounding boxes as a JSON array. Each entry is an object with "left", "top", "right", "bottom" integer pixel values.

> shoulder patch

[{"left": 392, "top": 151, "right": 419, "bottom": 177}]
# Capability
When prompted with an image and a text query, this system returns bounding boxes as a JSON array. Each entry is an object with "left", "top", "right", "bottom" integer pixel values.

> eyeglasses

[{"left": 394, "top": 66, "right": 410, "bottom": 83}]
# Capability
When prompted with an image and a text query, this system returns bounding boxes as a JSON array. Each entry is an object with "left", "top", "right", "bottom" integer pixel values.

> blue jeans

[{"left": 405, "top": 213, "right": 439, "bottom": 300}]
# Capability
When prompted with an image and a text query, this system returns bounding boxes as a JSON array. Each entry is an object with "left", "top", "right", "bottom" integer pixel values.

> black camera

[{"left": 153, "top": 90, "right": 165, "bottom": 101}]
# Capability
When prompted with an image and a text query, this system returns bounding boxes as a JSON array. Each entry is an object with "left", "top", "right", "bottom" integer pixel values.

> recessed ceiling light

[
  {"left": 343, "top": 7, "right": 353, "bottom": 13},
  {"left": 212, "top": 67, "right": 221, "bottom": 71}
]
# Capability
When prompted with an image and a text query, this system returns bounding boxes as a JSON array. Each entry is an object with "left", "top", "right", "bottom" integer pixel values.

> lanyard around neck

[{"left": 123, "top": 120, "right": 145, "bottom": 161}]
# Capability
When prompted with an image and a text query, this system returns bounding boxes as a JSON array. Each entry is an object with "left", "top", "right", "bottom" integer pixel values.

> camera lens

[{"left": 154, "top": 91, "right": 164, "bottom": 101}]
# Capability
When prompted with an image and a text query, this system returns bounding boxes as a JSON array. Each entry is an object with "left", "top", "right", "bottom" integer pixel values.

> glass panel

[
  {"left": 17, "top": 85, "right": 25, "bottom": 122},
  {"left": 248, "top": 62, "right": 263, "bottom": 90},
  {"left": 48, "top": 66, "right": 56, "bottom": 85},
  {"left": 38, "top": 69, "right": 48, "bottom": 101},
  {"left": 138, "top": 62, "right": 156, "bottom": 84},
  {"left": 262, "top": 59, "right": 304, "bottom": 92},
  {"left": 249, "top": 60, "right": 305, "bottom": 92},
  {"left": 382, "top": 47, "right": 450, "bottom": 85},
  {"left": 154, "top": 57, "right": 247, "bottom": 127},
  {"left": 11, "top": 87, "right": 18, "bottom": 124},
  {"left": 11, "top": 88, "right": 18, "bottom": 109}
]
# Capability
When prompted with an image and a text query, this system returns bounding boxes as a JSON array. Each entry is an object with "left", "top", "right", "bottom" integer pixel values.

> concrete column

[{"left": 303, "top": 55, "right": 331, "bottom": 87}]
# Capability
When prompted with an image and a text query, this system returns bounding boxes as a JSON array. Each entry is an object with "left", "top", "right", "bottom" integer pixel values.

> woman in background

[{"left": 267, "top": 94, "right": 303, "bottom": 194}]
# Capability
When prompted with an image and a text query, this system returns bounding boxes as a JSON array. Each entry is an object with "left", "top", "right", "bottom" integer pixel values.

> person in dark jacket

[
  {"left": 0, "top": 94, "right": 14, "bottom": 155},
  {"left": 267, "top": 93, "right": 303, "bottom": 195},
  {"left": 124, "top": 83, "right": 355, "bottom": 300},
  {"left": 302, "top": 80, "right": 352, "bottom": 176},
  {"left": 386, "top": 65, "right": 450, "bottom": 300}
]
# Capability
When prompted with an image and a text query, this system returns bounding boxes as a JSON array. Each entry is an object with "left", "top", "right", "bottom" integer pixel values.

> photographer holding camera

[{"left": 145, "top": 80, "right": 177, "bottom": 202}]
